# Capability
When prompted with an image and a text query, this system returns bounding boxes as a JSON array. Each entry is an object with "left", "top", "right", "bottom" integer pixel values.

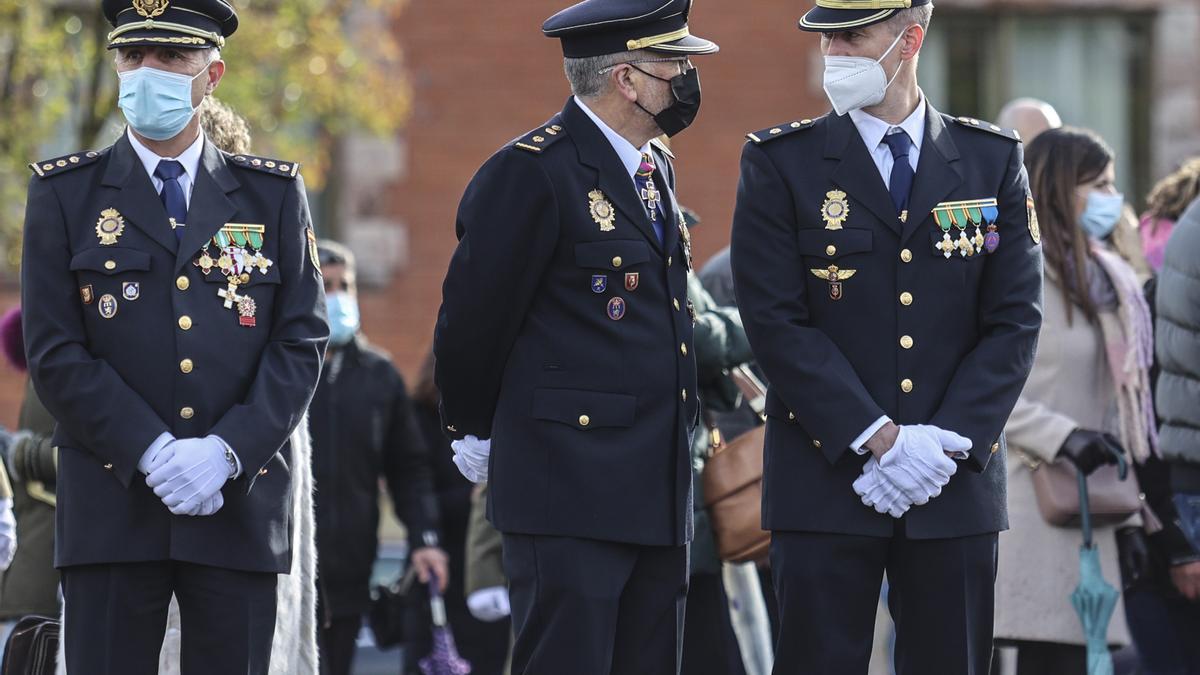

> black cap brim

[
  {"left": 646, "top": 33, "right": 719, "bottom": 55},
  {"left": 798, "top": 6, "right": 900, "bottom": 32}
]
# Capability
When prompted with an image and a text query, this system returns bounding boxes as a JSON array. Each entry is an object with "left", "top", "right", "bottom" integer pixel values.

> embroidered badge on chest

[
  {"left": 589, "top": 190, "right": 616, "bottom": 232},
  {"left": 95, "top": 208, "right": 125, "bottom": 246},
  {"left": 821, "top": 190, "right": 850, "bottom": 230}
]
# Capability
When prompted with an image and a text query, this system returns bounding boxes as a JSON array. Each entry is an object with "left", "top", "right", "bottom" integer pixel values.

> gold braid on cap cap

[
  {"left": 815, "top": 0, "right": 911, "bottom": 8},
  {"left": 626, "top": 27, "right": 690, "bottom": 51},
  {"left": 107, "top": 20, "right": 225, "bottom": 47}
]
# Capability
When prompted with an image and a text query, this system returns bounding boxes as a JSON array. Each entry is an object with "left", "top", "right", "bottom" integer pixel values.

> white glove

[
  {"left": 0, "top": 498, "right": 15, "bottom": 571},
  {"left": 451, "top": 435, "right": 491, "bottom": 483},
  {"left": 466, "top": 586, "right": 510, "bottom": 622},
  {"left": 137, "top": 432, "right": 177, "bottom": 475},
  {"left": 183, "top": 492, "right": 225, "bottom": 517},
  {"left": 146, "top": 437, "right": 231, "bottom": 515},
  {"left": 877, "top": 425, "right": 969, "bottom": 505},
  {"left": 853, "top": 457, "right": 914, "bottom": 518}
]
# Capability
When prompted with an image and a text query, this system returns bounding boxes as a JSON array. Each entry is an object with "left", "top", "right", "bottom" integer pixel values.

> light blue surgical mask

[
  {"left": 117, "top": 66, "right": 207, "bottom": 141},
  {"left": 326, "top": 291, "right": 360, "bottom": 347},
  {"left": 1079, "top": 190, "right": 1125, "bottom": 240}
]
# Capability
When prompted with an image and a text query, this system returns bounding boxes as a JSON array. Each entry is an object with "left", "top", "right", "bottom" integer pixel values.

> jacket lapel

[
  {"left": 564, "top": 99, "right": 664, "bottom": 253},
  {"left": 652, "top": 147, "right": 679, "bottom": 255},
  {"left": 826, "top": 113, "right": 902, "bottom": 236},
  {"left": 175, "top": 139, "right": 240, "bottom": 273},
  {"left": 101, "top": 134, "right": 178, "bottom": 255},
  {"left": 901, "top": 106, "right": 963, "bottom": 245}
]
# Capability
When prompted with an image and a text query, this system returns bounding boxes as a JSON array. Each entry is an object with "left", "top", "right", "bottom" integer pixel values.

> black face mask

[{"left": 631, "top": 65, "right": 702, "bottom": 138}]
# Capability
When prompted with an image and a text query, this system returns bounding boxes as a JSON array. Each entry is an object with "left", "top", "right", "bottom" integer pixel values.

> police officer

[
  {"left": 433, "top": 0, "right": 716, "bottom": 672},
  {"left": 21, "top": 0, "right": 328, "bottom": 672},
  {"left": 730, "top": 1, "right": 1043, "bottom": 673}
]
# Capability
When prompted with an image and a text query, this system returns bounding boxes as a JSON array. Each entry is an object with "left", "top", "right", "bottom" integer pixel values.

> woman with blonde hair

[{"left": 1139, "top": 157, "right": 1200, "bottom": 272}]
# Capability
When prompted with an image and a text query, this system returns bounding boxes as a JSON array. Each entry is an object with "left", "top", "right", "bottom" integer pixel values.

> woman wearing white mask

[{"left": 996, "top": 126, "right": 1156, "bottom": 675}]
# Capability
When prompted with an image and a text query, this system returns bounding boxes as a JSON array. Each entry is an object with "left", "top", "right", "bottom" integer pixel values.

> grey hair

[
  {"left": 563, "top": 49, "right": 648, "bottom": 99},
  {"left": 884, "top": 3, "right": 933, "bottom": 33}
]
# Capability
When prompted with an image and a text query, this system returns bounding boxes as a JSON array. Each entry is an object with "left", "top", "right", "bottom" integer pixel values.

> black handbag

[
  {"left": 1, "top": 615, "right": 59, "bottom": 675},
  {"left": 368, "top": 567, "right": 417, "bottom": 648}
]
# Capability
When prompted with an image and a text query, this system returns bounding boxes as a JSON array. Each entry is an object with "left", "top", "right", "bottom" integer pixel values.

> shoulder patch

[
  {"left": 747, "top": 118, "right": 818, "bottom": 145},
  {"left": 649, "top": 137, "right": 674, "bottom": 159},
  {"left": 513, "top": 120, "right": 568, "bottom": 154},
  {"left": 226, "top": 152, "right": 301, "bottom": 178},
  {"left": 28, "top": 149, "right": 105, "bottom": 178},
  {"left": 952, "top": 116, "right": 1021, "bottom": 142}
]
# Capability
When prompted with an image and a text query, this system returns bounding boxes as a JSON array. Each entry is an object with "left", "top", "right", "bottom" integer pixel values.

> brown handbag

[
  {"left": 702, "top": 365, "right": 771, "bottom": 564},
  {"left": 1018, "top": 449, "right": 1145, "bottom": 528}
]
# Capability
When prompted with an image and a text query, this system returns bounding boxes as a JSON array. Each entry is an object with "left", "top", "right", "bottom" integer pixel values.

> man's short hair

[
  {"left": 884, "top": 3, "right": 934, "bottom": 33},
  {"left": 317, "top": 239, "right": 356, "bottom": 273},
  {"left": 563, "top": 49, "right": 648, "bottom": 99}
]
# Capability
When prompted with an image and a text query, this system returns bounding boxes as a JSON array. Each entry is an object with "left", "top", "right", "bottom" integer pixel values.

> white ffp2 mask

[{"left": 822, "top": 28, "right": 911, "bottom": 116}]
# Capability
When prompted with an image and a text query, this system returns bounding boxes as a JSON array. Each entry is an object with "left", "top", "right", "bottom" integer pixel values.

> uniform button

[
  {"left": 578, "top": 415, "right": 590, "bottom": 427},
  {"left": 900, "top": 292, "right": 913, "bottom": 306},
  {"left": 900, "top": 335, "right": 914, "bottom": 349},
  {"left": 680, "top": 343, "right": 688, "bottom": 356},
  {"left": 991, "top": 442, "right": 1000, "bottom": 454},
  {"left": 612, "top": 256, "right": 623, "bottom": 269},
  {"left": 900, "top": 249, "right": 913, "bottom": 263},
  {"left": 176, "top": 276, "right": 190, "bottom": 291},
  {"left": 180, "top": 406, "right": 195, "bottom": 420},
  {"left": 104, "top": 260, "right": 116, "bottom": 270},
  {"left": 673, "top": 298, "right": 681, "bottom": 311},
  {"left": 900, "top": 379, "right": 914, "bottom": 393},
  {"left": 259, "top": 468, "right": 269, "bottom": 476},
  {"left": 178, "top": 316, "right": 193, "bottom": 330},
  {"left": 681, "top": 389, "right": 688, "bottom": 402},
  {"left": 812, "top": 439, "right": 822, "bottom": 449},
  {"left": 788, "top": 412, "right": 796, "bottom": 420},
  {"left": 667, "top": 256, "right": 673, "bottom": 267},
  {"left": 180, "top": 358, "right": 194, "bottom": 374},
  {"left": 826, "top": 245, "right": 837, "bottom": 257},
  {"left": 103, "top": 463, "right": 113, "bottom": 470}
]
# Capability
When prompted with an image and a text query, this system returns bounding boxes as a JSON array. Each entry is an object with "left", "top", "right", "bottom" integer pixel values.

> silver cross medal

[
  {"left": 641, "top": 183, "right": 660, "bottom": 214},
  {"left": 218, "top": 280, "right": 244, "bottom": 309},
  {"left": 217, "top": 281, "right": 257, "bottom": 328}
]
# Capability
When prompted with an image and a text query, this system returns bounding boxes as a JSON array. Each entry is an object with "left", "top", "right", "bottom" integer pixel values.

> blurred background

[{"left": 0, "top": 0, "right": 1196, "bottom": 421}]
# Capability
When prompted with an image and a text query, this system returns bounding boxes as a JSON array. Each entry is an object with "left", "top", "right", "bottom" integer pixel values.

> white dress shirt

[
  {"left": 127, "top": 127, "right": 205, "bottom": 210},
  {"left": 574, "top": 97, "right": 653, "bottom": 190}
]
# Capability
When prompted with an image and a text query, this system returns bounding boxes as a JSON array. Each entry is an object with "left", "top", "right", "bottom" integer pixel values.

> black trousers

[
  {"left": 680, "top": 572, "right": 746, "bottom": 675},
  {"left": 502, "top": 534, "right": 689, "bottom": 675},
  {"left": 318, "top": 613, "right": 361, "bottom": 675},
  {"left": 770, "top": 529, "right": 998, "bottom": 675},
  {"left": 61, "top": 560, "right": 277, "bottom": 675}
]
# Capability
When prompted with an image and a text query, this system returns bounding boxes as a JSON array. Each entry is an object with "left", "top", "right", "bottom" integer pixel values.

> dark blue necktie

[
  {"left": 634, "top": 153, "right": 664, "bottom": 244},
  {"left": 154, "top": 159, "right": 187, "bottom": 241},
  {"left": 883, "top": 131, "right": 914, "bottom": 218}
]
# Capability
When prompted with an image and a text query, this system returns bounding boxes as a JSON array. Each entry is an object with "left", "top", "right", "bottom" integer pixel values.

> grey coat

[{"left": 1156, "top": 197, "right": 1200, "bottom": 467}]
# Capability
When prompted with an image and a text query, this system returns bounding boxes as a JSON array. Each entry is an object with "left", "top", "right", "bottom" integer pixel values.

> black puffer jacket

[{"left": 310, "top": 337, "right": 440, "bottom": 617}]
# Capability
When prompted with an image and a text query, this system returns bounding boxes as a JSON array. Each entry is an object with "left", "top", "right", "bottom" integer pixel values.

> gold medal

[
  {"left": 589, "top": 190, "right": 616, "bottom": 232},
  {"left": 821, "top": 190, "right": 850, "bottom": 230},
  {"left": 95, "top": 208, "right": 125, "bottom": 246}
]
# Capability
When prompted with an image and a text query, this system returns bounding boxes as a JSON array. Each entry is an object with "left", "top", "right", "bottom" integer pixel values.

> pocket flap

[
  {"left": 575, "top": 240, "right": 651, "bottom": 270},
  {"left": 763, "top": 393, "right": 797, "bottom": 423},
  {"left": 69, "top": 248, "right": 152, "bottom": 275},
  {"left": 797, "top": 228, "right": 872, "bottom": 260},
  {"left": 532, "top": 388, "right": 636, "bottom": 430}
]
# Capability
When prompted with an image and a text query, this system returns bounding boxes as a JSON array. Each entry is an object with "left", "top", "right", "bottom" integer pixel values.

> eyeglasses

[{"left": 598, "top": 57, "right": 693, "bottom": 76}]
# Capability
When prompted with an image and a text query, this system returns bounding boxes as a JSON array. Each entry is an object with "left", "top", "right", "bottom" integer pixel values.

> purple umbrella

[{"left": 419, "top": 573, "right": 472, "bottom": 675}]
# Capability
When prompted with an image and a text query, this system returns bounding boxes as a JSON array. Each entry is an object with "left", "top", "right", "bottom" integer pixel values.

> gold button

[
  {"left": 180, "top": 407, "right": 195, "bottom": 420},
  {"left": 673, "top": 298, "right": 681, "bottom": 311},
  {"left": 788, "top": 412, "right": 796, "bottom": 420},
  {"left": 104, "top": 260, "right": 116, "bottom": 270},
  {"left": 991, "top": 442, "right": 1000, "bottom": 454},
  {"left": 259, "top": 468, "right": 269, "bottom": 476},
  {"left": 103, "top": 463, "right": 113, "bottom": 470},
  {"left": 178, "top": 316, "right": 193, "bottom": 331},
  {"left": 579, "top": 415, "right": 591, "bottom": 427},
  {"left": 900, "top": 335, "right": 914, "bottom": 349},
  {"left": 900, "top": 292, "right": 913, "bottom": 306},
  {"left": 681, "top": 343, "right": 688, "bottom": 356},
  {"left": 668, "top": 256, "right": 673, "bottom": 267},
  {"left": 812, "top": 440, "right": 822, "bottom": 449},
  {"left": 612, "top": 256, "right": 623, "bottom": 269},
  {"left": 681, "top": 389, "right": 688, "bottom": 402},
  {"left": 826, "top": 245, "right": 837, "bottom": 256},
  {"left": 900, "top": 379, "right": 914, "bottom": 393},
  {"left": 176, "top": 276, "right": 190, "bottom": 291},
  {"left": 900, "top": 249, "right": 913, "bottom": 263},
  {"left": 180, "top": 358, "right": 194, "bottom": 374}
]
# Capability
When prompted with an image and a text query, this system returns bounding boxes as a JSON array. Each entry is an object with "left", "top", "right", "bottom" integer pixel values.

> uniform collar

[
  {"left": 127, "top": 126, "right": 206, "bottom": 184},
  {"left": 848, "top": 92, "right": 927, "bottom": 154},
  {"left": 573, "top": 96, "right": 653, "bottom": 179}
]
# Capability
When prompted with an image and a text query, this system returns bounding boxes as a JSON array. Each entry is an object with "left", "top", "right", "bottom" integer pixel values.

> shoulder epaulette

[
  {"left": 226, "top": 152, "right": 301, "bottom": 178},
  {"left": 28, "top": 149, "right": 105, "bottom": 178},
  {"left": 513, "top": 121, "right": 568, "bottom": 154},
  {"left": 952, "top": 116, "right": 1021, "bottom": 142},
  {"left": 747, "top": 117, "right": 819, "bottom": 144},
  {"left": 649, "top": 137, "right": 674, "bottom": 159}
]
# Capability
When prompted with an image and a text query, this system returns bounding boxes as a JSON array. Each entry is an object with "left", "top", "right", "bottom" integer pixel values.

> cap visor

[
  {"left": 647, "top": 34, "right": 719, "bottom": 55},
  {"left": 798, "top": 7, "right": 898, "bottom": 32},
  {"left": 107, "top": 29, "right": 218, "bottom": 49}
]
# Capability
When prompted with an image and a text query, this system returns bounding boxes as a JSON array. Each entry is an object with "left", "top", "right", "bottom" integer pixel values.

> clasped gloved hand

[
  {"left": 451, "top": 435, "right": 491, "bottom": 483},
  {"left": 1057, "top": 429, "right": 1126, "bottom": 477},
  {"left": 146, "top": 437, "right": 232, "bottom": 515},
  {"left": 876, "top": 425, "right": 968, "bottom": 505}
]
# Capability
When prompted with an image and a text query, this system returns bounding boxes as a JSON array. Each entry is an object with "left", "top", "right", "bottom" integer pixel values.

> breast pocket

[
  {"left": 70, "top": 247, "right": 152, "bottom": 276},
  {"left": 532, "top": 387, "right": 636, "bottom": 431},
  {"left": 574, "top": 240, "right": 651, "bottom": 271},
  {"left": 797, "top": 228, "right": 873, "bottom": 263}
]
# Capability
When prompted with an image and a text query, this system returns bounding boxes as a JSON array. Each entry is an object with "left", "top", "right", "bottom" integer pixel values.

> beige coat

[{"left": 995, "top": 275, "right": 1135, "bottom": 647}]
